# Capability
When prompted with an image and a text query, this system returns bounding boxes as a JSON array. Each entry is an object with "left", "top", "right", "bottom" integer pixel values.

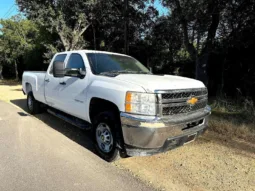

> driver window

[{"left": 66, "top": 53, "right": 86, "bottom": 71}]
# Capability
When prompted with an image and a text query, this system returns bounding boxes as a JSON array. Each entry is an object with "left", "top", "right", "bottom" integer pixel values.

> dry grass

[
  {"left": 209, "top": 117, "right": 255, "bottom": 142},
  {"left": 209, "top": 97, "right": 255, "bottom": 143},
  {"left": 0, "top": 80, "right": 25, "bottom": 102}
]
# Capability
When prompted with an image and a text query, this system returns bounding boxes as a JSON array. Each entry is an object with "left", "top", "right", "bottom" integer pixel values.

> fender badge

[{"left": 187, "top": 97, "right": 198, "bottom": 105}]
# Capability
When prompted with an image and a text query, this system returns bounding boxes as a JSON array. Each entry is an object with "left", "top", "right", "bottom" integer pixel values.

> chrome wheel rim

[
  {"left": 96, "top": 123, "right": 113, "bottom": 153},
  {"left": 28, "top": 95, "right": 33, "bottom": 111}
]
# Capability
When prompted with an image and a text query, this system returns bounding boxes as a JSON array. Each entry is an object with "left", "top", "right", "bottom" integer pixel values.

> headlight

[{"left": 125, "top": 91, "right": 156, "bottom": 115}]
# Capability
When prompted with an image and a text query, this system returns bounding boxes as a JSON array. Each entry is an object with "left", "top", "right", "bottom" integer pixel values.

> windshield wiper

[
  {"left": 132, "top": 71, "right": 152, "bottom": 74},
  {"left": 100, "top": 70, "right": 151, "bottom": 75},
  {"left": 100, "top": 70, "right": 133, "bottom": 74}
]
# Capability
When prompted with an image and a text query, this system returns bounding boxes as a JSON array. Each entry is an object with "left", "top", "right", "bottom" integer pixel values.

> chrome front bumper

[{"left": 120, "top": 106, "right": 211, "bottom": 156}]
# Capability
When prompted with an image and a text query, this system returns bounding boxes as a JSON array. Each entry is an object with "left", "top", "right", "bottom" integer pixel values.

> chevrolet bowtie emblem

[{"left": 187, "top": 97, "right": 198, "bottom": 105}]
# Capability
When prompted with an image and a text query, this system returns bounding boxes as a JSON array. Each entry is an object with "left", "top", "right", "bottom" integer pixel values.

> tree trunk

[
  {"left": 219, "top": 57, "right": 227, "bottom": 95},
  {"left": 92, "top": 25, "right": 97, "bottom": 50},
  {"left": 0, "top": 65, "right": 3, "bottom": 80},
  {"left": 146, "top": 58, "right": 149, "bottom": 68},
  {"left": 173, "top": 0, "right": 220, "bottom": 87},
  {"left": 124, "top": 0, "right": 129, "bottom": 54},
  {"left": 14, "top": 61, "right": 19, "bottom": 81},
  {"left": 196, "top": 53, "right": 209, "bottom": 86}
]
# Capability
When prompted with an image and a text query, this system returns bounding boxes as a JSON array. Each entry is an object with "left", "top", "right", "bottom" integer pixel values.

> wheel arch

[
  {"left": 25, "top": 82, "right": 33, "bottom": 94},
  {"left": 89, "top": 97, "right": 120, "bottom": 123}
]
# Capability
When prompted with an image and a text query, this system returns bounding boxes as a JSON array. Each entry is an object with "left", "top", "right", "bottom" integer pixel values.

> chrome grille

[
  {"left": 157, "top": 88, "right": 208, "bottom": 116},
  {"left": 161, "top": 89, "right": 208, "bottom": 100},
  {"left": 162, "top": 100, "right": 207, "bottom": 115}
]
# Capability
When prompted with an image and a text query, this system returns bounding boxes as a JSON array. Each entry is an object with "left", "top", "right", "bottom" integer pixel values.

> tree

[
  {"left": 216, "top": 0, "right": 255, "bottom": 97},
  {"left": 16, "top": 0, "right": 104, "bottom": 51},
  {"left": 0, "top": 43, "right": 3, "bottom": 80},
  {"left": 88, "top": 1, "right": 158, "bottom": 55},
  {"left": 0, "top": 15, "right": 41, "bottom": 79},
  {"left": 145, "top": 16, "right": 182, "bottom": 73},
  {"left": 17, "top": 0, "right": 158, "bottom": 58},
  {"left": 162, "top": 0, "right": 227, "bottom": 86}
]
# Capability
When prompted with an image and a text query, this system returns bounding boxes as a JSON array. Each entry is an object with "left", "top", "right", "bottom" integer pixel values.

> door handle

[
  {"left": 59, "top": 82, "right": 66, "bottom": 85},
  {"left": 45, "top": 79, "right": 50, "bottom": 83}
]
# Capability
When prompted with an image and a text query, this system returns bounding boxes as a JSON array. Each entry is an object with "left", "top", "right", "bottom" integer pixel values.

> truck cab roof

[{"left": 56, "top": 50, "right": 131, "bottom": 58}]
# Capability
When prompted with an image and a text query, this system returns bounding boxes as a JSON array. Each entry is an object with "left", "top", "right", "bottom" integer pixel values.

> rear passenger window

[
  {"left": 49, "top": 54, "right": 67, "bottom": 74},
  {"left": 66, "top": 53, "right": 85, "bottom": 71}
]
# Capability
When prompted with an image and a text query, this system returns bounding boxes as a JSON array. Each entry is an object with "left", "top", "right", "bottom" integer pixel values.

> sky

[
  {"left": 154, "top": 0, "right": 169, "bottom": 15},
  {"left": 0, "top": 0, "right": 18, "bottom": 19},
  {"left": 0, "top": 0, "right": 168, "bottom": 19}
]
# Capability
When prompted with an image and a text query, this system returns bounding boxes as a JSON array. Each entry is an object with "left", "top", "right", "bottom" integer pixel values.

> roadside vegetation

[{"left": 209, "top": 97, "right": 255, "bottom": 142}]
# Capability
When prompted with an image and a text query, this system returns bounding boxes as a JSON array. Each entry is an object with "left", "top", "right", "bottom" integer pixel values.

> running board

[{"left": 47, "top": 108, "right": 91, "bottom": 130}]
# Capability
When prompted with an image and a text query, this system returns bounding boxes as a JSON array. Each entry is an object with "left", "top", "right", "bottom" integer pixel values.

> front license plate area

[{"left": 184, "top": 133, "right": 197, "bottom": 144}]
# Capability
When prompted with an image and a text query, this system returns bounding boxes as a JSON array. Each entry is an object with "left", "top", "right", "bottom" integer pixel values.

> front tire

[
  {"left": 93, "top": 111, "right": 120, "bottom": 162},
  {"left": 27, "top": 92, "right": 41, "bottom": 114}
]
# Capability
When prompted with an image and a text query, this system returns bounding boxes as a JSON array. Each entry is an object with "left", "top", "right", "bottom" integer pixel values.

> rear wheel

[
  {"left": 93, "top": 111, "right": 120, "bottom": 162},
  {"left": 27, "top": 92, "right": 41, "bottom": 114}
]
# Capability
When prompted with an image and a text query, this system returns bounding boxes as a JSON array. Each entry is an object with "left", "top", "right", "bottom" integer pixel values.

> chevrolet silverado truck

[{"left": 22, "top": 50, "right": 211, "bottom": 161}]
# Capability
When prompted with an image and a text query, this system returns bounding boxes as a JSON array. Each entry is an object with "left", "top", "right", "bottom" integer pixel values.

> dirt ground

[{"left": 0, "top": 80, "right": 254, "bottom": 191}]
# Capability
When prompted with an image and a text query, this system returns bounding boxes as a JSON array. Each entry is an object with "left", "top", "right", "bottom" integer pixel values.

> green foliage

[
  {"left": 176, "top": 48, "right": 189, "bottom": 61},
  {"left": 16, "top": 0, "right": 158, "bottom": 53},
  {"left": 0, "top": 15, "right": 49, "bottom": 79},
  {"left": 17, "top": 0, "right": 102, "bottom": 51},
  {"left": 0, "top": 15, "right": 39, "bottom": 64},
  {"left": 83, "top": 1, "right": 158, "bottom": 53},
  {"left": 146, "top": 16, "right": 182, "bottom": 72}
]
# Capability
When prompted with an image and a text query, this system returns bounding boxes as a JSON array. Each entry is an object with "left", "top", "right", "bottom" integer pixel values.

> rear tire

[
  {"left": 27, "top": 92, "right": 41, "bottom": 114},
  {"left": 92, "top": 111, "right": 120, "bottom": 162}
]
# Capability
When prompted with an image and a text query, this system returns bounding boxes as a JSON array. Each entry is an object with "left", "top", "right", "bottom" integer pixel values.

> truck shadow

[{"left": 10, "top": 99, "right": 96, "bottom": 155}]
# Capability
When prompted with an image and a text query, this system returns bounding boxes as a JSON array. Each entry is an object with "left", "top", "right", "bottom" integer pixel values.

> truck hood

[{"left": 115, "top": 74, "right": 205, "bottom": 92}]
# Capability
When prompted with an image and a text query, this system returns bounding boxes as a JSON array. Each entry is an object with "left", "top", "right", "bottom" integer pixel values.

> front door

[
  {"left": 58, "top": 53, "right": 89, "bottom": 121},
  {"left": 44, "top": 54, "right": 67, "bottom": 109}
]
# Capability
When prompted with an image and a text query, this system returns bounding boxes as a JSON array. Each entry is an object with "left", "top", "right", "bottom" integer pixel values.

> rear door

[
  {"left": 44, "top": 54, "right": 67, "bottom": 109},
  {"left": 57, "top": 53, "right": 90, "bottom": 120}
]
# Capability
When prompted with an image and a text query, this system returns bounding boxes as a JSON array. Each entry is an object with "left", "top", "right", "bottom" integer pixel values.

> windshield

[{"left": 86, "top": 53, "right": 150, "bottom": 75}]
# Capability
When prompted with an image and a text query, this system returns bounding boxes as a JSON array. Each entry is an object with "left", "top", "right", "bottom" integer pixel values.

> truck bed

[{"left": 22, "top": 71, "right": 47, "bottom": 104}]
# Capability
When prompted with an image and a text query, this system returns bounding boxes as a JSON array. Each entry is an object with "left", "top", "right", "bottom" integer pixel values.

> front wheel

[{"left": 93, "top": 111, "right": 120, "bottom": 162}]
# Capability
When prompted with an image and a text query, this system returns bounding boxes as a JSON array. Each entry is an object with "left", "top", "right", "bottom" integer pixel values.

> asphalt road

[{"left": 0, "top": 100, "right": 154, "bottom": 191}]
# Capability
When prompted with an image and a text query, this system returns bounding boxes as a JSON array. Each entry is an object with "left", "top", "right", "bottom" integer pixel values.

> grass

[
  {"left": 0, "top": 79, "right": 21, "bottom": 86},
  {"left": 208, "top": 97, "right": 255, "bottom": 142},
  {"left": 209, "top": 117, "right": 255, "bottom": 141}
]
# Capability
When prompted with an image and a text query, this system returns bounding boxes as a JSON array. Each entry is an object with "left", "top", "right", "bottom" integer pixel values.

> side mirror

[
  {"left": 53, "top": 61, "right": 65, "bottom": 78},
  {"left": 65, "top": 68, "right": 86, "bottom": 79}
]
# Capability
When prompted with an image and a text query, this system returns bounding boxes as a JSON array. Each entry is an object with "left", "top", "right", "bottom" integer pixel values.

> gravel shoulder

[
  {"left": 115, "top": 133, "right": 255, "bottom": 191},
  {"left": 1, "top": 81, "right": 255, "bottom": 191}
]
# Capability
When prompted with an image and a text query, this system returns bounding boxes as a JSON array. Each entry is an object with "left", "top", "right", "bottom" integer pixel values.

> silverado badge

[{"left": 187, "top": 97, "right": 198, "bottom": 105}]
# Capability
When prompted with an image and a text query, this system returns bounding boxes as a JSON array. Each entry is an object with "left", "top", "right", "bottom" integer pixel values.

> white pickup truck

[{"left": 22, "top": 50, "right": 211, "bottom": 161}]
